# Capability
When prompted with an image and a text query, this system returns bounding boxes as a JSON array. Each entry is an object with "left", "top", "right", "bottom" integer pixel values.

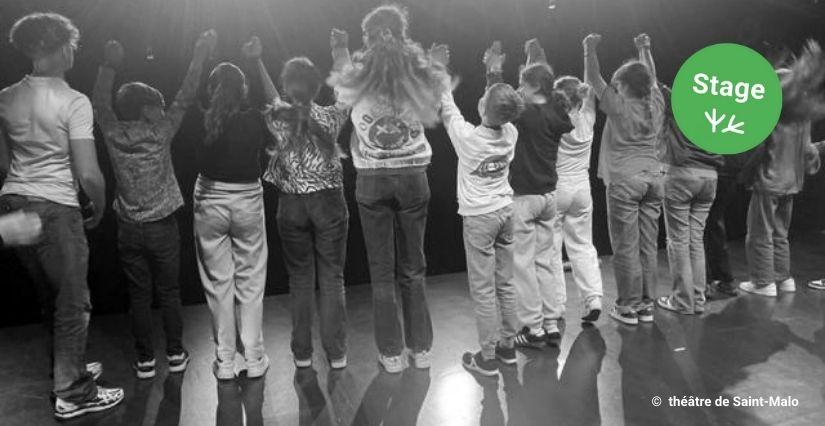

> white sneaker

[
  {"left": 378, "top": 354, "right": 405, "bottom": 373},
  {"left": 133, "top": 359, "right": 156, "bottom": 379},
  {"left": 738, "top": 281, "right": 777, "bottom": 297},
  {"left": 330, "top": 356, "right": 347, "bottom": 370},
  {"left": 246, "top": 355, "right": 270, "bottom": 378},
  {"left": 778, "top": 277, "right": 796, "bottom": 292},
  {"left": 54, "top": 386, "right": 124, "bottom": 420},
  {"left": 411, "top": 350, "right": 431, "bottom": 369},
  {"left": 213, "top": 360, "right": 236, "bottom": 380},
  {"left": 167, "top": 351, "right": 190, "bottom": 373},
  {"left": 86, "top": 362, "right": 103, "bottom": 381},
  {"left": 294, "top": 357, "right": 312, "bottom": 369}
]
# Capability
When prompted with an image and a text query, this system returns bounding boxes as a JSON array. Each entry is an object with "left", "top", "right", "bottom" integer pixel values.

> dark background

[{"left": 2, "top": 0, "right": 825, "bottom": 327}]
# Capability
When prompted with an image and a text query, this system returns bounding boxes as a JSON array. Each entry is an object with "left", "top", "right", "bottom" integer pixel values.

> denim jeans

[
  {"left": 663, "top": 169, "right": 717, "bottom": 313},
  {"left": 117, "top": 214, "right": 184, "bottom": 361},
  {"left": 606, "top": 171, "right": 665, "bottom": 313},
  {"left": 745, "top": 190, "right": 793, "bottom": 286},
  {"left": 277, "top": 188, "right": 348, "bottom": 361},
  {"left": 704, "top": 175, "right": 739, "bottom": 284},
  {"left": 550, "top": 176, "right": 604, "bottom": 309},
  {"left": 194, "top": 176, "right": 268, "bottom": 364},
  {"left": 0, "top": 195, "right": 96, "bottom": 403},
  {"left": 462, "top": 205, "right": 518, "bottom": 360},
  {"left": 512, "top": 192, "right": 560, "bottom": 331},
  {"left": 355, "top": 170, "right": 433, "bottom": 356}
]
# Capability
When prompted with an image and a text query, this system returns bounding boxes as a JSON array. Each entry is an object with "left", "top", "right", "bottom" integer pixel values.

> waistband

[
  {"left": 196, "top": 174, "right": 262, "bottom": 193},
  {"left": 356, "top": 165, "right": 428, "bottom": 177},
  {"left": 668, "top": 166, "right": 718, "bottom": 179}
]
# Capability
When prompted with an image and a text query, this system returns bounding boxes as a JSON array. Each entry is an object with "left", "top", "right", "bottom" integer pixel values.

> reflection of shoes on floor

[
  {"left": 514, "top": 327, "right": 546, "bottom": 348},
  {"left": 168, "top": 351, "right": 190, "bottom": 373},
  {"left": 738, "top": 281, "right": 777, "bottom": 297},
  {"left": 330, "top": 356, "right": 347, "bottom": 370},
  {"left": 636, "top": 307, "right": 654, "bottom": 323},
  {"left": 133, "top": 359, "right": 156, "bottom": 379},
  {"left": 808, "top": 279, "right": 825, "bottom": 291},
  {"left": 462, "top": 351, "right": 498, "bottom": 377},
  {"left": 411, "top": 350, "right": 431, "bottom": 369},
  {"left": 378, "top": 354, "right": 405, "bottom": 374},
  {"left": 609, "top": 306, "right": 638, "bottom": 325},
  {"left": 86, "top": 362, "right": 103, "bottom": 381},
  {"left": 213, "top": 360, "right": 236, "bottom": 380},
  {"left": 582, "top": 298, "right": 602, "bottom": 323},
  {"left": 777, "top": 277, "right": 796, "bottom": 292},
  {"left": 495, "top": 344, "right": 516, "bottom": 365},
  {"left": 246, "top": 355, "right": 270, "bottom": 378},
  {"left": 54, "top": 386, "right": 124, "bottom": 420}
]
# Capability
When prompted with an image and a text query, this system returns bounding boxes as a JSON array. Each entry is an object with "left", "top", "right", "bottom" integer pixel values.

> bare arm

[
  {"left": 484, "top": 41, "right": 505, "bottom": 89},
  {"left": 634, "top": 33, "right": 657, "bottom": 82},
  {"left": 167, "top": 30, "right": 217, "bottom": 129},
  {"left": 92, "top": 40, "right": 122, "bottom": 132},
  {"left": 331, "top": 29, "right": 352, "bottom": 73},
  {"left": 525, "top": 38, "right": 548, "bottom": 65},
  {"left": 242, "top": 36, "right": 279, "bottom": 104},
  {"left": 583, "top": 34, "right": 608, "bottom": 98},
  {"left": 70, "top": 139, "right": 106, "bottom": 228}
]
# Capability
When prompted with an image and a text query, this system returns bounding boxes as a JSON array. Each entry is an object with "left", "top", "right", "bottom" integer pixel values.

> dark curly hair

[
  {"left": 611, "top": 60, "right": 653, "bottom": 99},
  {"left": 9, "top": 12, "right": 79, "bottom": 59},
  {"left": 115, "top": 82, "right": 165, "bottom": 121}
]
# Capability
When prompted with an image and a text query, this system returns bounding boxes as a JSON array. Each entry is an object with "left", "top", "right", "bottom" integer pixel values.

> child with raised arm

[
  {"left": 583, "top": 33, "right": 667, "bottom": 325},
  {"left": 488, "top": 39, "right": 574, "bottom": 347},
  {"left": 243, "top": 31, "right": 351, "bottom": 369},
  {"left": 550, "top": 73, "right": 604, "bottom": 323},
  {"left": 91, "top": 30, "right": 216, "bottom": 379},
  {"left": 439, "top": 42, "right": 524, "bottom": 376},
  {"left": 328, "top": 4, "right": 448, "bottom": 373},
  {"left": 0, "top": 12, "right": 122, "bottom": 419}
]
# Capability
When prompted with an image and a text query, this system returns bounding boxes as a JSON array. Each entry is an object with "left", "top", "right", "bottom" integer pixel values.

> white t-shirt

[
  {"left": 441, "top": 90, "right": 517, "bottom": 216},
  {"left": 349, "top": 97, "right": 432, "bottom": 170},
  {"left": 556, "top": 96, "right": 596, "bottom": 180},
  {"left": 0, "top": 76, "right": 94, "bottom": 207}
]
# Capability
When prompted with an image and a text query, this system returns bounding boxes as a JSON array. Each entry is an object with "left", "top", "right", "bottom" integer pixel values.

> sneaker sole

[
  {"left": 330, "top": 361, "right": 347, "bottom": 370},
  {"left": 609, "top": 312, "right": 638, "bottom": 325},
  {"left": 168, "top": 359, "right": 189, "bottom": 374},
  {"left": 294, "top": 360, "right": 312, "bottom": 369},
  {"left": 582, "top": 309, "right": 601, "bottom": 323},
  {"left": 54, "top": 396, "right": 124, "bottom": 420},
  {"left": 495, "top": 355, "right": 517, "bottom": 365},
  {"left": 637, "top": 315, "right": 654, "bottom": 323},
  {"left": 739, "top": 288, "right": 777, "bottom": 297},
  {"left": 135, "top": 369, "right": 156, "bottom": 379},
  {"left": 462, "top": 362, "right": 499, "bottom": 377},
  {"left": 378, "top": 360, "right": 405, "bottom": 374},
  {"left": 808, "top": 283, "right": 825, "bottom": 290}
]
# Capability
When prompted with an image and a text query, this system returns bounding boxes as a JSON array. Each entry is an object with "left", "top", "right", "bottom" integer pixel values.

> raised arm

[
  {"left": 242, "top": 36, "right": 279, "bottom": 105},
  {"left": 91, "top": 40, "right": 123, "bottom": 131},
  {"left": 634, "top": 33, "right": 657, "bottom": 82},
  {"left": 525, "top": 38, "right": 548, "bottom": 65},
  {"left": 583, "top": 34, "right": 608, "bottom": 98},
  {"left": 430, "top": 43, "right": 472, "bottom": 149},
  {"left": 167, "top": 29, "right": 216, "bottom": 129},
  {"left": 483, "top": 41, "right": 505, "bottom": 88},
  {"left": 331, "top": 29, "right": 353, "bottom": 73}
]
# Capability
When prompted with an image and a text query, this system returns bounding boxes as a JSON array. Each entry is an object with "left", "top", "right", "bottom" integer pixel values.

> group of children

[{"left": 1, "top": 4, "right": 825, "bottom": 421}]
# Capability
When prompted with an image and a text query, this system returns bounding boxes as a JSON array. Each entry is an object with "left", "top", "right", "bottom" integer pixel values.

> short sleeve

[
  {"left": 598, "top": 85, "right": 624, "bottom": 117},
  {"left": 67, "top": 95, "right": 94, "bottom": 140}
]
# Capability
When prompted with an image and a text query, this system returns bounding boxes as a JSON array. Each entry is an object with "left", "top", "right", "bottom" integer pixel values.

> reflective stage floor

[{"left": 1, "top": 234, "right": 825, "bottom": 426}]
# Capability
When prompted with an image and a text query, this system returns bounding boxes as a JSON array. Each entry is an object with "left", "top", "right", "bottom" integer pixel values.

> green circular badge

[{"left": 671, "top": 43, "right": 782, "bottom": 154}]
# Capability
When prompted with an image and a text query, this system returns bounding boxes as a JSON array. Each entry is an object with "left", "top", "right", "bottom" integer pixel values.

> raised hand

[
  {"left": 583, "top": 33, "right": 602, "bottom": 51},
  {"left": 242, "top": 36, "right": 263, "bottom": 59},
  {"left": 634, "top": 33, "right": 651, "bottom": 50},
  {"left": 103, "top": 40, "right": 124, "bottom": 68},
  {"left": 193, "top": 29, "right": 218, "bottom": 63},
  {"left": 483, "top": 41, "right": 505, "bottom": 71},
  {"left": 429, "top": 43, "right": 450, "bottom": 67},
  {"left": 331, "top": 28, "right": 349, "bottom": 49}
]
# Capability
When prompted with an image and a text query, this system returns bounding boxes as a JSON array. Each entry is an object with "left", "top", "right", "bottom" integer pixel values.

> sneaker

[
  {"left": 86, "top": 362, "right": 103, "bottom": 381},
  {"left": 246, "top": 355, "right": 270, "bottom": 378},
  {"left": 514, "top": 327, "right": 546, "bottom": 348},
  {"left": 778, "top": 277, "right": 796, "bottom": 292},
  {"left": 714, "top": 280, "right": 739, "bottom": 297},
  {"left": 378, "top": 354, "right": 405, "bottom": 374},
  {"left": 636, "top": 307, "right": 654, "bottom": 323},
  {"left": 739, "top": 281, "right": 777, "bottom": 297},
  {"left": 609, "top": 306, "right": 639, "bottom": 325},
  {"left": 808, "top": 279, "right": 825, "bottom": 291},
  {"left": 495, "top": 344, "right": 517, "bottom": 365},
  {"left": 582, "top": 298, "right": 602, "bottom": 323},
  {"left": 54, "top": 386, "right": 124, "bottom": 420},
  {"left": 461, "top": 351, "right": 499, "bottom": 377},
  {"left": 133, "top": 359, "right": 156, "bottom": 379},
  {"left": 167, "top": 351, "right": 190, "bottom": 374},
  {"left": 294, "top": 357, "right": 312, "bottom": 369},
  {"left": 656, "top": 296, "right": 689, "bottom": 314},
  {"left": 411, "top": 350, "right": 432, "bottom": 369},
  {"left": 330, "top": 356, "right": 347, "bottom": 370},
  {"left": 544, "top": 322, "right": 562, "bottom": 346},
  {"left": 213, "top": 360, "right": 236, "bottom": 380}
]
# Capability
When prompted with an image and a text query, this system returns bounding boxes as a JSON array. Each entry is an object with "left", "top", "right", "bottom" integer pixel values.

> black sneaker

[
  {"left": 544, "top": 322, "right": 562, "bottom": 347},
  {"left": 54, "top": 386, "right": 124, "bottom": 420},
  {"left": 495, "top": 345, "right": 517, "bottom": 365},
  {"left": 514, "top": 327, "right": 546, "bottom": 348},
  {"left": 716, "top": 281, "right": 739, "bottom": 297},
  {"left": 636, "top": 307, "right": 654, "bottom": 323},
  {"left": 167, "top": 350, "right": 190, "bottom": 374},
  {"left": 462, "top": 352, "right": 499, "bottom": 377},
  {"left": 133, "top": 359, "right": 156, "bottom": 379}
]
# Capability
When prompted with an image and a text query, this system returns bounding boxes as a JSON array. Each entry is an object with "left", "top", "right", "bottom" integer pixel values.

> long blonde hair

[
  {"left": 204, "top": 62, "right": 247, "bottom": 145},
  {"left": 328, "top": 4, "right": 447, "bottom": 127}
]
